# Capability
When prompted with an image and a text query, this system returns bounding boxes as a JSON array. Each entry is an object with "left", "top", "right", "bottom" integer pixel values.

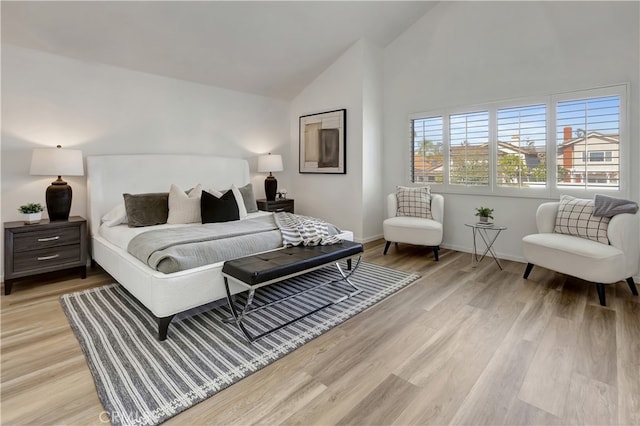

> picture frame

[{"left": 299, "top": 109, "right": 346, "bottom": 174}]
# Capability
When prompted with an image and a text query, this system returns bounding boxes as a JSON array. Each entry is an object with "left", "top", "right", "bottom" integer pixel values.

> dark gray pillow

[
  {"left": 238, "top": 183, "right": 258, "bottom": 213},
  {"left": 123, "top": 193, "right": 169, "bottom": 227},
  {"left": 201, "top": 190, "right": 239, "bottom": 223}
]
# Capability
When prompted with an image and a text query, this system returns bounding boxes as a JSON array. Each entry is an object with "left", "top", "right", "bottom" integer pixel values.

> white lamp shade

[
  {"left": 257, "top": 154, "right": 283, "bottom": 173},
  {"left": 30, "top": 148, "right": 84, "bottom": 176}
]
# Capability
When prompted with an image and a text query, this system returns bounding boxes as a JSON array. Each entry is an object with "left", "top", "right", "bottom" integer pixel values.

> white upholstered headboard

[{"left": 86, "top": 154, "right": 251, "bottom": 236}]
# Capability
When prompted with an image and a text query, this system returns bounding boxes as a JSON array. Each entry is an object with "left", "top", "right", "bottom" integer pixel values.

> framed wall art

[{"left": 299, "top": 109, "right": 346, "bottom": 174}]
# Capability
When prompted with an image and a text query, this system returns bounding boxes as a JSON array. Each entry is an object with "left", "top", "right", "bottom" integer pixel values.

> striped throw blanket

[{"left": 274, "top": 212, "right": 342, "bottom": 247}]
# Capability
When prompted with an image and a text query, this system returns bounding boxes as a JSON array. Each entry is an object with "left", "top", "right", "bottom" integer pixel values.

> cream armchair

[
  {"left": 383, "top": 193, "right": 444, "bottom": 260},
  {"left": 522, "top": 201, "right": 639, "bottom": 306}
]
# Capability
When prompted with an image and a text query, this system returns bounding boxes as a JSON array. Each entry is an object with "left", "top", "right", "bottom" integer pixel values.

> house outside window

[
  {"left": 449, "top": 111, "right": 489, "bottom": 186},
  {"left": 556, "top": 94, "right": 621, "bottom": 190},
  {"left": 409, "top": 84, "right": 627, "bottom": 197},
  {"left": 496, "top": 104, "right": 546, "bottom": 189}
]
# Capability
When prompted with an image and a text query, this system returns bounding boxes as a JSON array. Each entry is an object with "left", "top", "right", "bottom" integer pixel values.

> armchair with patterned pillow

[
  {"left": 383, "top": 186, "right": 444, "bottom": 260},
  {"left": 522, "top": 195, "right": 639, "bottom": 306}
]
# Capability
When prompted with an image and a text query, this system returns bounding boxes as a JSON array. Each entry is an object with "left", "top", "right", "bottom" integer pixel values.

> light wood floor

[{"left": 2, "top": 240, "right": 639, "bottom": 425}]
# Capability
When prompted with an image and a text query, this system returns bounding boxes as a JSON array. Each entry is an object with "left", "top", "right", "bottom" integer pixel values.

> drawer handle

[
  {"left": 38, "top": 236, "right": 60, "bottom": 242},
  {"left": 37, "top": 254, "right": 60, "bottom": 261}
]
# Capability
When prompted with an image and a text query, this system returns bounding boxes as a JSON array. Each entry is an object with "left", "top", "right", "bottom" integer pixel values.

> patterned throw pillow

[
  {"left": 396, "top": 186, "right": 432, "bottom": 219},
  {"left": 554, "top": 195, "right": 610, "bottom": 244}
]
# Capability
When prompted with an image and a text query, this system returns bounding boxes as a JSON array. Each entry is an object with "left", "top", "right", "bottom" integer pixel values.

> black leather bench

[{"left": 222, "top": 240, "right": 364, "bottom": 342}]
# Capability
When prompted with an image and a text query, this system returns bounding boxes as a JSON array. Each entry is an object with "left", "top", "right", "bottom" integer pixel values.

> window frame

[
  {"left": 587, "top": 151, "right": 613, "bottom": 163},
  {"left": 407, "top": 84, "right": 629, "bottom": 199}
]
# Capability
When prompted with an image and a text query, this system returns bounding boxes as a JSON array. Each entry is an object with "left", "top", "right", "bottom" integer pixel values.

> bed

[{"left": 86, "top": 154, "right": 353, "bottom": 340}]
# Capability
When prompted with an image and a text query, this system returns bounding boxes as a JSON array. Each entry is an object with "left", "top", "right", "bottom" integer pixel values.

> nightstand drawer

[
  {"left": 257, "top": 198, "right": 294, "bottom": 213},
  {"left": 273, "top": 206, "right": 293, "bottom": 213},
  {"left": 13, "top": 245, "right": 81, "bottom": 273},
  {"left": 13, "top": 227, "right": 80, "bottom": 252}
]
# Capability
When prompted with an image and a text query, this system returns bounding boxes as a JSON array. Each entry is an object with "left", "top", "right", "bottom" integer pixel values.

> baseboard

[{"left": 359, "top": 234, "right": 383, "bottom": 244}]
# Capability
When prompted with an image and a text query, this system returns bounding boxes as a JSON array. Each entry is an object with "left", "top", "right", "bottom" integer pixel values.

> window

[
  {"left": 496, "top": 104, "right": 546, "bottom": 188},
  {"left": 449, "top": 111, "right": 489, "bottom": 186},
  {"left": 409, "top": 84, "right": 627, "bottom": 196},
  {"left": 587, "top": 151, "right": 613, "bottom": 162},
  {"left": 556, "top": 94, "right": 620, "bottom": 190},
  {"left": 411, "top": 116, "right": 443, "bottom": 183}
]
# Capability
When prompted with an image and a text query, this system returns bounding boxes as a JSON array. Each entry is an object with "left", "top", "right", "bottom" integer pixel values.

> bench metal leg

[
  {"left": 335, "top": 257, "right": 362, "bottom": 300},
  {"left": 224, "top": 278, "right": 257, "bottom": 342},
  {"left": 224, "top": 256, "right": 362, "bottom": 343}
]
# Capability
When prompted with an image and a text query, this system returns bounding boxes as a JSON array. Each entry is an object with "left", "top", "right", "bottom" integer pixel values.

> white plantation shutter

[
  {"left": 496, "top": 104, "right": 547, "bottom": 188},
  {"left": 556, "top": 95, "right": 620, "bottom": 190},
  {"left": 449, "top": 111, "right": 489, "bottom": 186},
  {"left": 411, "top": 116, "right": 443, "bottom": 183}
]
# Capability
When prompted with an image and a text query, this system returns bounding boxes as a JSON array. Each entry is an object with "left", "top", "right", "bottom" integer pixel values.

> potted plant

[
  {"left": 18, "top": 203, "right": 45, "bottom": 224},
  {"left": 475, "top": 206, "right": 494, "bottom": 223}
]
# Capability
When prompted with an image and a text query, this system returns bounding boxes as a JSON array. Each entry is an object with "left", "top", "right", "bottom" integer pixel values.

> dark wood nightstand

[
  {"left": 3, "top": 216, "right": 87, "bottom": 295},
  {"left": 257, "top": 198, "right": 294, "bottom": 213}
]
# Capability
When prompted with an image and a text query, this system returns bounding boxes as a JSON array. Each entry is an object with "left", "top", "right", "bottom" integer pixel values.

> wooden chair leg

[
  {"left": 433, "top": 246, "right": 439, "bottom": 261},
  {"left": 158, "top": 315, "right": 175, "bottom": 341},
  {"left": 523, "top": 263, "right": 534, "bottom": 279},
  {"left": 383, "top": 241, "right": 391, "bottom": 255},
  {"left": 596, "top": 283, "right": 606, "bottom": 306},
  {"left": 626, "top": 277, "right": 639, "bottom": 296}
]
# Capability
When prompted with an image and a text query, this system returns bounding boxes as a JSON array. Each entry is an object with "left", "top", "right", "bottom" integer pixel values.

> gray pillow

[
  {"left": 238, "top": 183, "right": 258, "bottom": 213},
  {"left": 123, "top": 193, "right": 169, "bottom": 227}
]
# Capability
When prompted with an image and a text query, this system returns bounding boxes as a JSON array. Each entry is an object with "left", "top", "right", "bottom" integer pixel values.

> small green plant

[
  {"left": 475, "top": 206, "right": 494, "bottom": 219},
  {"left": 18, "top": 203, "right": 44, "bottom": 214}
]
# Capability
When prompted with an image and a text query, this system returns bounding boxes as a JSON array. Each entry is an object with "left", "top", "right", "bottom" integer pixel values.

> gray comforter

[
  {"left": 127, "top": 214, "right": 341, "bottom": 274},
  {"left": 128, "top": 215, "right": 282, "bottom": 273}
]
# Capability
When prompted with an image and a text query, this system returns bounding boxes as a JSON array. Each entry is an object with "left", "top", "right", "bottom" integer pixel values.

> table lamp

[
  {"left": 257, "top": 153, "right": 283, "bottom": 201},
  {"left": 30, "top": 145, "right": 84, "bottom": 221}
]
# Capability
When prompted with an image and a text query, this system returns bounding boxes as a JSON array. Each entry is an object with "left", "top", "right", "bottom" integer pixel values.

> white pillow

[
  {"left": 167, "top": 184, "right": 202, "bottom": 224},
  {"left": 209, "top": 186, "right": 248, "bottom": 220},
  {"left": 101, "top": 203, "right": 127, "bottom": 227}
]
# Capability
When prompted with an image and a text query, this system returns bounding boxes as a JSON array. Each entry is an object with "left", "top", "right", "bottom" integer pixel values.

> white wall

[
  {"left": 1, "top": 45, "right": 291, "bottom": 277},
  {"left": 362, "top": 42, "right": 385, "bottom": 242},
  {"left": 383, "top": 1, "right": 640, "bottom": 262},
  {"left": 289, "top": 39, "right": 384, "bottom": 241}
]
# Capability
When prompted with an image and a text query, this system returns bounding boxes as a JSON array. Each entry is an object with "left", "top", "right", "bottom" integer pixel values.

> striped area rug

[{"left": 61, "top": 262, "right": 419, "bottom": 426}]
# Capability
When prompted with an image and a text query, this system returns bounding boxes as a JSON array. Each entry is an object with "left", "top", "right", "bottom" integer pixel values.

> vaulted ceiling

[{"left": 2, "top": 1, "right": 436, "bottom": 99}]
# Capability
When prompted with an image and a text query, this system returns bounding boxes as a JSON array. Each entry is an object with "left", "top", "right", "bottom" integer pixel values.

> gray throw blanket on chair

[
  {"left": 274, "top": 212, "right": 342, "bottom": 247},
  {"left": 593, "top": 194, "right": 639, "bottom": 217}
]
